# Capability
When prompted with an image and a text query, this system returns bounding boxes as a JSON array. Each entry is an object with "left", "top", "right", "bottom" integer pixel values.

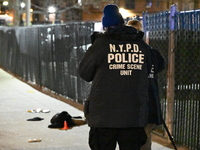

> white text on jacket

[{"left": 108, "top": 44, "right": 145, "bottom": 75}]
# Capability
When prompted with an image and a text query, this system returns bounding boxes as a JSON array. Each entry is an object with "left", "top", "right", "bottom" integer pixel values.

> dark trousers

[{"left": 89, "top": 127, "right": 147, "bottom": 150}]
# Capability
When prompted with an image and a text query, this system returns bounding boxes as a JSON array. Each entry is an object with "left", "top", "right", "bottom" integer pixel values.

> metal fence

[
  {"left": 0, "top": 7, "right": 200, "bottom": 150},
  {"left": 0, "top": 22, "right": 94, "bottom": 104},
  {"left": 143, "top": 6, "right": 200, "bottom": 150}
]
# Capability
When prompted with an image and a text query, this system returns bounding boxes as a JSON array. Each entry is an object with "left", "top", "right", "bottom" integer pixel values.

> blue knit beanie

[{"left": 102, "top": 4, "right": 124, "bottom": 28}]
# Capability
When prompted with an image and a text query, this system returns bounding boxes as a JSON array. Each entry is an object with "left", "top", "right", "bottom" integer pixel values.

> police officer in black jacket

[
  {"left": 127, "top": 19, "right": 165, "bottom": 150},
  {"left": 78, "top": 4, "right": 153, "bottom": 150}
]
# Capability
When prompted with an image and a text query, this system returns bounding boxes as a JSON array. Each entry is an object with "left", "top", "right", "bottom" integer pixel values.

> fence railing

[
  {"left": 0, "top": 22, "right": 94, "bottom": 104},
  {"left": 143, "top": 6, "right": 200, "bottom": 150},
  {"left": 0, "top": 7, "right": 200, "bottom": 150}
]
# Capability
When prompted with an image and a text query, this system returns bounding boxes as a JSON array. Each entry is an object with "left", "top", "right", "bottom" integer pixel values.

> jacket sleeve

[
  {"left": 78, "top": 45, "right": 97, "bottom": 82},
  {"left": 151, "top": 49, "right": 165, "bottom": 73}
]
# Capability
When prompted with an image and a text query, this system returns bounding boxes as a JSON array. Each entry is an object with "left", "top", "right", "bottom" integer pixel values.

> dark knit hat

[{"left": 102, "top": 4, "right": 124, "bottom": 28}]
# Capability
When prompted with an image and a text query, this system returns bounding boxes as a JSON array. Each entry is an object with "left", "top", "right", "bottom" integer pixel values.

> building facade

[
  {"left": 1, "top": 0, "right": 200, "bottom": 25},
  {"left": 82, "top": 0, "right": 200, "bottom": 21}
]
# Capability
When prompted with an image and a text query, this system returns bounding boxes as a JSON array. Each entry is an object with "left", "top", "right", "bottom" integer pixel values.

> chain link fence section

[
  {"left": 0, "top": 22, "right": 94, "bottom": 104},
  {"left": 173, "top": 10, "right": 200, "bottom": 150},
  {"left": 143, "top": 11, "right": 169, "bottom": 138},
  {"left": 143, "top": 9, "right": 200, "bottom": 150}
]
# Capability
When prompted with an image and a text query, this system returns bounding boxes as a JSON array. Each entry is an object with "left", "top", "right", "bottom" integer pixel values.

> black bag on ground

[{"left": 48, "top": 111, "right": 76, "bottom": 128}]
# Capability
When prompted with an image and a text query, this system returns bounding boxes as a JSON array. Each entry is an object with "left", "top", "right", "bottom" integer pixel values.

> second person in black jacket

[{"left": 127, "top": 19, "right": 165, "bottom": 150}]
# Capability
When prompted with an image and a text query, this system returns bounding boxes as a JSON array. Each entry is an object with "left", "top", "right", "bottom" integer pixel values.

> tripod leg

[{"left": 163, "top": 122, "right": 177, "bottom": 150}]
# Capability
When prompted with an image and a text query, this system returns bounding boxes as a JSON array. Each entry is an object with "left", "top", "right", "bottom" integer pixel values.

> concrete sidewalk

[{"left": 0, "top": 68, "right": 173, "bottom": 150}]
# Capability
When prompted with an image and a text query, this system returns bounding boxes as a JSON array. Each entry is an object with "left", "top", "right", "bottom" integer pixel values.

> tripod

[{"left": 162, "top": 120, "right": 177, "bottom": 150}]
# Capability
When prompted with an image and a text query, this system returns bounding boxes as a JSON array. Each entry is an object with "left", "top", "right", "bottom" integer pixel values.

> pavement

[{"left": 0, "top": 68, "right": 174, "bottom": 150}]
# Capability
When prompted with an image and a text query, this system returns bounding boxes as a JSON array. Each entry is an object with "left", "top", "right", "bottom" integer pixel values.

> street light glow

[
  {"left": 78, "top": 0, "right": 82, "bottom": 5},
  {"left": 119, "top": 8, "right": 128, "bottom": 15},
  {"left": 48, "top": 6, "right": 56, "bottom": 13},
  {"left": 119, "top": 8, "right": 135, "bottom": 18},
  {"left": 3, "top": 1, "right": 9, "bottom": 6},
  {"left": 20, "top": 2, "right": 26, "bottom": 8}
]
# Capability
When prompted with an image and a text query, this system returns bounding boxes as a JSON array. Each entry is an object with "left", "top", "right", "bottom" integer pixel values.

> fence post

[
  {"left": 166, "top": 4, "right": 176, "bottom": 142},
  {"left": 26, "top": 0, "right": 31, "bottom": 26}
]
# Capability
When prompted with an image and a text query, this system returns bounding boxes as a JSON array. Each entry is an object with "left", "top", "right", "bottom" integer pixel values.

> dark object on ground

[
  {"left": 48, "top": 111, "right": 86, "bottom": 129},
  {"left": 27, "top": 117, "right": 44, "bottom": 121}
]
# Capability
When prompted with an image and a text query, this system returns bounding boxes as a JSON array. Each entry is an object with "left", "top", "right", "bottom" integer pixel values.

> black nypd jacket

[
  {"left": 78, "top": 26, "right": 152, "bottom": 128},
  {"left": 148, "top": 48, "right": 165, "bottom": 125}
]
